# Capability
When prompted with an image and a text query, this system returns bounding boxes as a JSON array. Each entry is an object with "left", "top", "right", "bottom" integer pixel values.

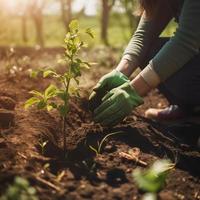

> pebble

[
  {"left": 66, "top": 182, "right": 76, "bottom": 192},
  {"left": 112, "top": 188, "right": 122, "bottom": 199},
  {"left": 79, "top": 185, "right": 94, "bottom": 198},
  {"left": 159, "top": 191, "right": 176, "bottom": 200}
]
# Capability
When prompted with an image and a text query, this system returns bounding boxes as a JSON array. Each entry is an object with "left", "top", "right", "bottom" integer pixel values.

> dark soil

[{"left": 0, "top": 48, "right": 199, "bottom": 200}]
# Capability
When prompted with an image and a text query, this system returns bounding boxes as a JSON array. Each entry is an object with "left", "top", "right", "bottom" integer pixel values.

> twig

[
  {"left": 33, "top": 175, "right": 62, "bottom": 192},
  {"left": 17, "top": 152, "right": 27, "bottom": 159},
  {"left": 119, "top": 152, "right": 147, "bottom": 167}
]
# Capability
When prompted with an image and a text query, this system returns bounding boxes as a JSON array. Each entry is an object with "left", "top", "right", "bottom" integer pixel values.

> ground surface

[{"left": 0, "top": 47, "right": 199, "bottom": 200}]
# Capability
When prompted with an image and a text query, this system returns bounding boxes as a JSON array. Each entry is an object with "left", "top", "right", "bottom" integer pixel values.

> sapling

[
  {"left": 38, "top": 139, "right": 48, "bottom": 155},
  {"left": 25, "top": 20, "right": 94, "bottom": 153}
]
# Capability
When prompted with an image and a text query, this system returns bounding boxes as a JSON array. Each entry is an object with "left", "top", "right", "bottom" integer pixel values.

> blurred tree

[
  {"left": 21, "top": 12, "right": 28, "bottom": 43},
  {"left": 101, "top": 0, "right": 116, "bottom": 46},
  {"left": 28, "top": 0, "right": 46, "bottom": 47},
  {"left": 60, "top": 0, "right": 72, "bottom": 32},
  {"left": 0, "top": 4, "right": 8, "bottom": 42},
  {"left": 20, "top": 3, "right": 29, "bottom": 44},
  {"left": 120, "top": 0, "right": 140, "bottom": 34}
]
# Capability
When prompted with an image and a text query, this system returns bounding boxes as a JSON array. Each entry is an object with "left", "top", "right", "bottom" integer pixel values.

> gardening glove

[
  {"left": 93, "top": 81, "right": 144, "bottom": 126},
  {"left": 89, "top": 70, "right": 129, "bottom": 111}
]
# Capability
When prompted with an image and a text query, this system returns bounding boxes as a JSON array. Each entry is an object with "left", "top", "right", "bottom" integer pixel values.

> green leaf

[
  {"left": 15, "top": 177, "right": 29, "bottom": 188},
  {"left": 71, "top": 62, "right": 81, "bottom": 77},
  {"left": 44, "top": 84, "right": 58, "bottom": 99},
  {"left": 89, "top": 145, "right": 98, "bottom": 156},
  {"left": 24, "top": 97, "right": 40, "bottom": 109},
  {"left": 69, "top": 86, "right": 80, "bottom": 97},
  {"left": 29, "top": 69, "right": 39, "bottom": 78},
  {"left": 81, "top": 62, "right": 91, "bottom": 69},
  {"left": 43, "top": 70, "right": 57, "bottom": 78},
  {"left": 133, "top": 160, "right": 174, "bottom": 193},
  {"left": 29, "top": 90, "right": 43, "bottom": 98},
  {"left": 69, "top": 20, "right": 79, "bottom": 32},
  {"left": 85, "top": 28, "right": 95, "bottom": 38},
  {"left": 47, "top": 104, "right": 54, "bottom": 112},
  {"left": 37, "top": 100, "right": 47, "bottom": 109}
]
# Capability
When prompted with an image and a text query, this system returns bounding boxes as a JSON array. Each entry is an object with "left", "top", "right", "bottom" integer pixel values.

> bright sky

[
  {"left": 1, "top": 0, "right": 98, "bottom": 16},
  {"left": 73, "top": 0, "right": 98, "bottom": 16}
]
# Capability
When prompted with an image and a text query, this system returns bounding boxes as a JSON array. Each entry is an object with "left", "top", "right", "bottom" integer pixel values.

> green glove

[
  {"left": 94, "top": 81, "right": 143, "bottom": 126},
  {"left": 89, "top": 70, "right": 129, "bottom": 111}
]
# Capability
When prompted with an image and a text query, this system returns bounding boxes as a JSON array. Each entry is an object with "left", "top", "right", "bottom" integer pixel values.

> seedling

[
  {"left": 133, "top": 159, "right": 175, "bottom": 200},
  {"left": 89, "top": 131, "right": 124, "bottom": 156},
  {"left": 38, "top": 139, "right": 48, "bottom": 155},
  {"left": 25, "top": 20, "right": 94, "bottom": 153},
  {"left": 0, "top": 176, "right": 38, "bottom": 200}
]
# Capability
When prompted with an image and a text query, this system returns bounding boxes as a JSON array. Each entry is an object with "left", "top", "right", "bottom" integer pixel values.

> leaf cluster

[
  {"left": 25, "top": 20, "right": 94, "bottom": 119},
  {"left": 0, "top": 177, "right": 38, "bottom": 200},
  {"left": 133, "top": 159, "right": 174, "bottom": 193}
]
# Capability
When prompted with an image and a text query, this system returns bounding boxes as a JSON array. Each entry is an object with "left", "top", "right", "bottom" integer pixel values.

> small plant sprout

[
  {"left": 0, "top": 176, "right": 38, "bottom": 200},
  {"left": 38, "top": 139, "right": 48, "bottom": 155},
  {"left": 133, "top": 159, "right": 175, "bottom": 200},
  {"left": 25, "top": 20, "right": 94, "bottom": 153},
  {"left": 89, "top": 131, "right": 124, "bottom": 156}
]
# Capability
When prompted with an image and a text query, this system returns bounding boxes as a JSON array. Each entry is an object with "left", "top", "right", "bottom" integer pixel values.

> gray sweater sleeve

[
  {"left": 152, "top": 0, "right": 200, "bottom": 81},
  {"left": 123, "top": 1, "right": 173, "bottom": 68}
]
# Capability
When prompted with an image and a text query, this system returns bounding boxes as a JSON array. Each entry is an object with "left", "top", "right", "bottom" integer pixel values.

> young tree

[
  {"left": 25, "top": 20, "right": 94, "bottom": 153},
  {"left": 101, "top": 0, "right": 116, "bottom": 45}
]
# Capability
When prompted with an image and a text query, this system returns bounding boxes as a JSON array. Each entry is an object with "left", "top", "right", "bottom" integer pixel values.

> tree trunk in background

[
  {"left": 60, "top": 0, "right": 72, "bottom": 32},
  {"left": 123, "top": 0, "right": 139, "bottom": 35},
  {"left": 34, "top": 13, "right": 44, "bottom": 47},
  {"left": 22, "top": 14, "right": 28, "bottom": 43},
  {"left": 101, "top": 0, "right": 115, "bottom": 46},
  {"left": 29, "top": 0, "right": 45, "bottom": 47}
]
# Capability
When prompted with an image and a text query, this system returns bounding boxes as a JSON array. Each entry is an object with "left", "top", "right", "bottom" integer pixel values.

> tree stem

[
  {"left": 63, "top": 77, "right": 71, "bottom": 154},
  {"left": 63, "top": 116, "right": 67, "bottom": 153}
]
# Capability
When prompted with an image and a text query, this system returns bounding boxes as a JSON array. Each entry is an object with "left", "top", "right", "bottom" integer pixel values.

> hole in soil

[{"left": 106, "top": 168, "right": 128, "bottom": 187}]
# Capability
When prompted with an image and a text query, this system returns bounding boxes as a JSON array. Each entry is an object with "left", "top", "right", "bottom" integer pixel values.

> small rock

[
  {"left": 112, "top": 188, "right": 122, "bottom": 199},
  {"left": 159, "top": 191, "right": 176, "bottom": 200},
  {"left": 66, "top": 182, "right": 76, "bottom": 192},
  {"left": 104, "top": 144, "right": 116, "bottom": 152},
  {"left": 98, "top": 183, "right": 107, "bottom": 191},
  {"left": 79, "top": 185, "right": 94, "bottom": 198}
]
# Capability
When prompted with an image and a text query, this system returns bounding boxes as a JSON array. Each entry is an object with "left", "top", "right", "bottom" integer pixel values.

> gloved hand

[
  {"left": 89, "top": 70, "right": 129, "bottom": 111},
  {"left": 93, "top": 81, "right": 143, "bottom": 126}
]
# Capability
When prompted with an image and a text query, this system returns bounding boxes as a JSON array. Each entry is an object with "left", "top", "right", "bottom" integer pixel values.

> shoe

[{"left": 145, "top": 105, "right": 186, "bottom": 121}]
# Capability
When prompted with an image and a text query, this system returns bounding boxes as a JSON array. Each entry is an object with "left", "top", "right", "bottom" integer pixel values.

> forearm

[
  {"left": 130, "top": 75, "right": 151, "bottom": 97},
  {"left": 130, "top": 64, "right": 161, "bottom": 97},
  {"left": 116, "top": 58, "right": 138, "bottom": 77},
  {"left": 115, "top": 57, "right": 150, "bottom": 97}
]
